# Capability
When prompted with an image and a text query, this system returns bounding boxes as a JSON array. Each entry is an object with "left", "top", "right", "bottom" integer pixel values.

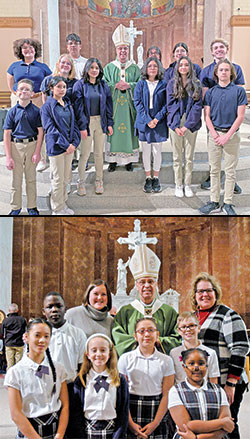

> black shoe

[
  {"left": 222, "top": 203, "right": 237, "bottom": 216},
  {"left": 108, "top": 162, "right": 117, "bottom": 172},
  {"left": 201, "top": 175, "right": 210, "bottom": 190},
  {"left": 125, "top": 163, "right": 133, "bottom": 172},
  {"left": 234, "top": 182, "right": 242, "bottom": 195},
  {"left": 8, "top": 208, "right": 21, "bottom": 216},
  {"left": 152, "top": 177, "right": 161, "bottom": 192},
  {"left": 71, "top": 159, "right": 78, "bottom": 170},
  {"left": 143, "top": 178, "right": 152, "bottom": 193},
  {"left": 27, "top": 207, "right": 40, "bottom": 216}
]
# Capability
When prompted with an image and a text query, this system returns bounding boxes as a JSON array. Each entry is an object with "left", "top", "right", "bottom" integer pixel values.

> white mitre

[
  {"left": 112, "top": 24, "right": 130, "bottom": 47},
  {"left": 129, "top": 244, "right": 161, "bottom": 280}
]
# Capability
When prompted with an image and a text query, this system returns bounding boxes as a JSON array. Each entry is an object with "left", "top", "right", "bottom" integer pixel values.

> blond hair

[
  {"left": 54, "top": 53, "right": 76, "bottom": 80},
  {"left": 210, "top": 38, "right": 229, "bottom": 51},
  {"left": 78, "top": 336, "right": 120, "bottom": 388},
  {"left": 190, "top": 272, "right": 222, "bottom": 311},
  {"left": 177, "top": 311, "right": 199, "bottom": 327}
]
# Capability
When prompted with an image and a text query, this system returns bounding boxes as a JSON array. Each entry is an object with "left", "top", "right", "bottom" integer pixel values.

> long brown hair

[{"left": 78, "top": 335, "right": 120, "bottom": 388}]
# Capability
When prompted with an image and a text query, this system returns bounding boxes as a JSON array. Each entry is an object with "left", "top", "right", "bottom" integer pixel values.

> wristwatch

[{"left": 226, "top": 381, "right": 236, "bottom": 387}]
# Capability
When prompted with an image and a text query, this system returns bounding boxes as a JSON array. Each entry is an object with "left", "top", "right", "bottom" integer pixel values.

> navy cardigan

[
  {"left": 72, "top": 79, "right": 114, "bottom": 135},
  {"left": 40, "top": 96, "right": 81, "bottom": 156},
  {"left": 134, "top": 79, "right": 168, "bottom": 136},
  {"left": 71, "top": 373, "right": 129, "bottom": 439},
  {"left": 166, "top": 79, "right": 202, "bottom": 133}
]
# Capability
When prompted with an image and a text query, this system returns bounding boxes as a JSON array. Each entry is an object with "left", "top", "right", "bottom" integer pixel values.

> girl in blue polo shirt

[
  {"left": 164, "top": 42, "right": 201, "bottom": 85},
  {"left": 40, "top": 76, "right": 81, "bottom": 215},
  {"left": 134, "top": 57, "right": 168, "bottom": 193},
  {"left": 167, "top": 56, "right": 202, "bottom": 198},
  {"left": 199, "top": 59, "right": 247, "bottom": 216},
  {"left": 73, "top": 58, "right": 113, "bottom": 196}
]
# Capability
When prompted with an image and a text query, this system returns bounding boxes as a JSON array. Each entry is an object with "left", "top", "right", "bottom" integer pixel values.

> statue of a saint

[
  {"left": 137, "top": 43, "right": 144, "bottom": 68},
  {"left": 117, "top": 258, "right": 130, "bottom": 295}
]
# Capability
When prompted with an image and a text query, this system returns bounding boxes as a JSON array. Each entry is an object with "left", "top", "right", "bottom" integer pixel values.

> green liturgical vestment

[
  {"left": 112, "top": 299, "right": 181, "bottom": 357},
  {"left": 103, "top": 60, "right": 140, "bottom": 164}
]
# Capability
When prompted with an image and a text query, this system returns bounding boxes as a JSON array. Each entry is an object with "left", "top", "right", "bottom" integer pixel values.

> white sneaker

[
  {"left": 175, "top": 185, "right": 184, "bottom": 198},
  {"left": 184, "top": 185, "right": 194, "bottom": 197},
  {"left": 36, "top": 159, "right": 49, "bottom": 172},
  {"left": 52, "top": 206, "right": 74, "bottom": 215}
]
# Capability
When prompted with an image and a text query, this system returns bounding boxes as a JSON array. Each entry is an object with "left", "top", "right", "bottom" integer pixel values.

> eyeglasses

[
  {"left": 137, "top": 279, "right": 156, "bottom": 286},
  {"left": 184, "top": 362, "right": 207, "bottom": 370},
  {"left": 178, "top": 324, "right": 198, "bottom": 332},
  {"left": 136, "top": 328, "right": 157, "bottom": 334},
  {"left": 195, "top": 288, "right": 214, "bottom": 295}
]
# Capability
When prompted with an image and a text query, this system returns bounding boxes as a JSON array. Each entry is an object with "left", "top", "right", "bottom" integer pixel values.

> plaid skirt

[
  {"left": 127, "top": 394, "right": 168, "bottom": 439},
  {"left": 85, "top": 419, "right": 116, "bottom": 439},
  {"left": 17, "top": 411, "right": 60, "bottom": 439}
]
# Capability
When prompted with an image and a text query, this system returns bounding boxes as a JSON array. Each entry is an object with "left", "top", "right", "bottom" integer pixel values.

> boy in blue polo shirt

[
  {"left": 3, "top": 79, "right": 43, "bottom": 215},
  {"left": 199, "top": 59, "right": 247, "bottom": 216}
]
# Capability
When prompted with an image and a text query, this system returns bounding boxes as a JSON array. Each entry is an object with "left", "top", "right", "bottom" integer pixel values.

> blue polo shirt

[
  {"left": 4, "top": 102, "right": 42, "bottom": 139},
  {"left": 200, "top": 61, "right": 245, "bottom": 88},
  {"left": 204, "top": 82, "right": 248, "bottom": 129},
  {"left": 54, "top": 101, "right": 72, "bottom": 141},
  {"left": 8, "top": 59, "right": 52, "bottom": 93},
  {"left": 40, "top": 75, "right": 78, "bottom": 101}
]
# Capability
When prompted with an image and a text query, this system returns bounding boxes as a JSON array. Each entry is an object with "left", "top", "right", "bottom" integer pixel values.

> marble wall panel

[{"left": 11, "top": 217, "right": 250, "bottom": 328}]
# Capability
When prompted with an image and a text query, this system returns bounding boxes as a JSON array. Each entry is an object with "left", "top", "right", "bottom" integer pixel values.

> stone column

[
  {"left": 203, "top": 0, "right": 233, "bottom": 66},
  {"left": 0, "top": 218, "right": 13, "bottom": 314},
  {"left": 47, "top": 0, "right": 60, "bottom": 70}
]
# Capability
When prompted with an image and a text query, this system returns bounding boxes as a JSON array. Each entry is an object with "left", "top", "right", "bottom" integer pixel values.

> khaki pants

[
  {"left": 11, "top": 140, "right": 37, "bottom": 210},
  {"left": 169, "top": 114, "right": 197, "bottom": 186},
  {"left": 49, "top": 151, "right": 74, "bottom": 212},
  {"left": 78, "top": 116, "right": 105, "bottom": 182},
  {"left": 208, "top": 131, "right": 240, "bottom": 204},
  {"left": 11, "top": 93, "right": 46, "bottom": 162},
  {"left": 5, "top": 346, "right": 24, "bottom": 370}
]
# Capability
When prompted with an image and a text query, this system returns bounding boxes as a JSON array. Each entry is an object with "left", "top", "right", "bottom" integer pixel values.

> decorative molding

[
  {"left": 0, "top": 17, "right": 33, "bottom": 28},
  {"left": 230, "top": 15, "right": 250, "bottom": 26}
]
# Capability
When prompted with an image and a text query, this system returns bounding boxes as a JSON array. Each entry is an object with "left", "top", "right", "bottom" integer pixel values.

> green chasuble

[
  {"left": 103, "top": 60, "right": 140, "bottom": 164},
  {"left": 112, "top": 299, "right": 181, "bottom": 357}
]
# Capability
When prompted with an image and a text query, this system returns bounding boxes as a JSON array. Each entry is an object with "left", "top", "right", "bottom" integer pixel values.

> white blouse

[
  {"left": 4, "top": 354, "right": 67, "bottom": 418},
  {"left": 146, "top": 80, "right": 159, "bottom": 109},
  {"left": 118, "top": 346, "right": 175, "bottom": 395},
  {"left": 84, "top": 369, "right": 117, "bottom": 420}
]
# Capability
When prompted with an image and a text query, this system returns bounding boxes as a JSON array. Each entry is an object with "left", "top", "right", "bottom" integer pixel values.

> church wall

[
  {"left": 231, "top": 27, "right": 250, "bottom": 88},
  {"left": 11, "top": 217, "right": 250, "bottom": 329}
]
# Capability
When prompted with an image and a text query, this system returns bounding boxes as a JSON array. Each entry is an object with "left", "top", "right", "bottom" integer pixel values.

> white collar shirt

[
  {"left": 84, "top": 368, "right": 117, "bottom": 420},
  {"left": 73, "top": 56, "right": 88, "bottom": 79},
  {"left": 4, "top": 354, "right": 67, "bottom": 418},
  {"left": 168, "top": 378, "right": 229, "bottom": 417},
  {"left": 49, "top": 321, "right": 87, "bottom": 382},
  {"left": 118, "top": 346, "right": 174, "bottom": 395}
]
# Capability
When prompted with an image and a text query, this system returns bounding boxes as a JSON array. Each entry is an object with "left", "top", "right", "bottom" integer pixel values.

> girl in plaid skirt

[
  {"left": 71, "top": 333, "right": 129, "bottom": 439},
  {"left": 168, "top": 348, "right": 234, "bottom": 439},
  {"left": 118, "top": 318, "right": 175, "bottom": 439},
  {"left": 4, "top": 318, "right": 69, "bottom": 439}
]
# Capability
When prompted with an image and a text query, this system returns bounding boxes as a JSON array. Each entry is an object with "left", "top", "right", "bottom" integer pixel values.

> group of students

[
  {"left": 3, "top": 32, "right": 248, "bottom": 215},
  {"left": 4, "top": 293, "right": 236, "bottom": 439}
]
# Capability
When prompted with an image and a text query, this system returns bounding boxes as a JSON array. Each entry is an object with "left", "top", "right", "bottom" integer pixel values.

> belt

[
  {"left": 214, "top": 127, "right": 230, "bottom": 133},
  {"left": 12, "top": 136, "right": 37, "bottom": 143}
]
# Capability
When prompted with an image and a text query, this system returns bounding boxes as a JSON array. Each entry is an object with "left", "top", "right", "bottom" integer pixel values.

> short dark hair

[
  {"left": 82, "top": 58, "right": 103, "bottom": 84},
  {"left": 82, "top": 279, "right": 112, "bottom": 311},
  {"left": 141, "top": 57, "right": 165, "bottom": 80},
  {"left": 181, "top": 348, "right": 209, "bottom": 365},
  {"left": 134, "top": 317, "right": 158, "bottom": 332},
  {"left": 43, "top": 291, "right": 65, "bottom": 304},
  {"left": 173, "top": 42, "right": 189, "bottom": 55},
  {"left": 66, "top": 33, "right": 81, "bottom": 44},
  {"left": 48, "top": 75, "right": 67, "bottom": 89},
  {"left": 146, "top": 46, "right": 162, "bottom": 62},
  {"left": 17, "top": 79, "right": 34, "bottom": 91},
  {"left": 13, "top": 38, "right": 42, "bottom": 60}
]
